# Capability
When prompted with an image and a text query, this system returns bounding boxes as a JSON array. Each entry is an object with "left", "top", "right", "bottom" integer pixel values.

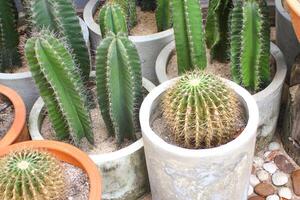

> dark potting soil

[{"left": 0, "top": 94, "right": 14, "bottom": 139}]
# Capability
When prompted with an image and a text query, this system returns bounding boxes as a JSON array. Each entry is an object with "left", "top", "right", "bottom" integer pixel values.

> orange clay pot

[
  {"left": 287, "top": 0, "right": 300, "bottom": 41},
  {"left": 0, "top": 84, "right": 29, "bottom": 147},
  {"left": 0, "top": 140, "right": 102, "bottom": 200}
]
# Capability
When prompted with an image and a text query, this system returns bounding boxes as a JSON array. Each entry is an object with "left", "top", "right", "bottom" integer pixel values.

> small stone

[
  {"left": 257, "top": 169, "right": 270, "bottom": 181},
  {"left": 274, "top": 155, "right": 295, "bottom": 174},
  {"left": 266, "top": 194, "right": 280, "bottom": 200},
  {"left": 291, "top": 169, "right": 300, "bottom": 196},
  {"left": 250, "top": 174, "right": 260, "bottom": 187},
  {"left": 253, "top": 156, "right": 264, "bottom": 168},
  {"left": 268, "top": 142, "right": 280, "bottom": 151},
  {"left": 248, "top": 185, "right": 254, "bottom": 196},
  {"left": 272, "top": 172, "right": 288, "bottom": 186},
  {"left": 248, "top": 196, "right": 265, "bottom": 200},
  {"left": 265, "top": 151, "right": 279, "bottom": 162},
  {"left": 264, "top": 151, "right": 272, "bottom": 159},
  {"left": 278, "top": 187, "right": 292, "bottom": 199},
  {"left": 263, "top": 162, "right": 278, "bottom": 174},
  {"left": 254, "top": 183, "right": 275, "bottom": 197}
]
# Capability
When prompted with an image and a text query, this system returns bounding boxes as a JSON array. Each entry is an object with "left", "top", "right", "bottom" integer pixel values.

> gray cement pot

[
  {"left": 139, "top": 77, "right": 259, "bottom": 200},
  {"left": 83, "top": 0, "right": 174, "bottom": 84},
  {"left": 155, "top": 41, "right": 287, "bottom": 150},
  {"left": 29, "top": 77, "right": 154, "bottom": 200}
]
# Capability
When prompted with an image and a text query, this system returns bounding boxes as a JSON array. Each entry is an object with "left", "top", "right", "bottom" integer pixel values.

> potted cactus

[
  {"left": 139, "top": 71, "right": 259, "bottom": 199},
  {"left": 0, "top": 140, "right": 101, "bottom": 199}
]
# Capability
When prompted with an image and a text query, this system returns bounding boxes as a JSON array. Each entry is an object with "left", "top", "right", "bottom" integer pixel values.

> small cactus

[
  {"left": 155, "top": 0, "right": 172, "bottom": 32},
  {"left": 0, "top": 0, "right": 21, "bottom": 72},
  {"left": 230, "top": 0, "right": 270, "bottom": 93},
  {"left": 0, "top": 148, "right": 65, "bottom": 200},
  {"left": 25, "top": 32, "right": 93, "bottom": 145},
  {"left": 172, "top": 0, "right": 207, "bottom": 74},
  {"left": 99, "top": 3, "right": 128, "bottom": 38},
  {"left": 96, "top": 32, "right": 143, "bottom": 144},
  {"left": 162, "top": 71, "right": 241, "bottom": 149},
  {"left": 111, "top": 0, "right": 137, "bottom": 28}
]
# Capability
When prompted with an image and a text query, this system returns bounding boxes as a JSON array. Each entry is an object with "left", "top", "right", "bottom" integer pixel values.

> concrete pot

[
  {"left": 28, "top": 78, "right": 155, "bottom": 200},
  {"left": 83, "top": 0, "right": 174, "bottom": 84},
  {"left": 155, "top": 41, "right": 287, "bottom": 150},
  {"left": 139, "top": 77, "right": 259, "bottom": 200}
]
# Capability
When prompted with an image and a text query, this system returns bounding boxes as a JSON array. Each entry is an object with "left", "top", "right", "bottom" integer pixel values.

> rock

[
  {"left": 278, "top": 187, "right": 292, "bottom": 199},
  {"left": 248, "top": 196, "right": 265, "bottom": 200},
  {"left": 257, "top": 169, "right": 270, "bottom": 181},
  {"left": 248, "top": 185, "right": 254, "bottom": 196},
  {"left": 274, "top": 155, "right": 295, "bottom": 174},
  {"left": 254, "top": 183, "right": 276, "bottom": 197},
  {"left": 265, "top": 151, "right": 279, "bottom": 162},
  {"left": 253, "top": 156, "right": 264, "bottom": 168},
  {"left": 291, "top": 169, "right": 300, "bottom": 196},
  {"left": 268, "top": 142, "right": 280, "bottom": 151},
  {"left": 271, "top": 172, "right": 289, "bottom": 186},
  {"left": 250, "top": 174, "right": 260, "bottom": 187},
  {"left": 263, "top": 162, "right": 278, "bottom": 174},
  {"left": 266, "top": 194, "right": 280, "bottom": 200},
  {"left": 264, "top": 151, "right": 272, "bottom": 159}
]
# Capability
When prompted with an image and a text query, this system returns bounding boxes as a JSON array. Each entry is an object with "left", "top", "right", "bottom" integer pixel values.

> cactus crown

[
  {"left": 0, "top": 148, "right": 65, "bottom": 200},
  {"left": 162, "top": 71, "right": 241, "bottom": 149},
  {"left": 230, "top": 0, "right": 270, "bottom": 93},
  {"left": 155, "top": 0, "right": 172, "bottom": 32},
  {"left": 110, "top": 0, "right": 137, "bottom": 29}
]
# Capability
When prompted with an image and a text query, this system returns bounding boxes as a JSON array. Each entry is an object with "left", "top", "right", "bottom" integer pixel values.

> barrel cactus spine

[
  {"left": 155, "top": 0, "right": 172, "bottom": 32},
  {"left": 110, "top": 0, "right": 137, "bottom": 29}
]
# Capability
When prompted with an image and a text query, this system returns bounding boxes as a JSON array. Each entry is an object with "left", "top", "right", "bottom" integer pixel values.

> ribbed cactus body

[
  {"left": 25, "top": 32, "right": 93, "bottom": 145},
  {"left": 96, "top": 32, "right": 143, "bottom": 144},
  {"left": 162, "top": 71, "right": 240, "bottom": 149},
  {"left": 172, "top": 0, "right": 207, "bottom": 74},
  {"left": 155, "top": 0, "right": 172, "bottom": 32},
  {"left": 111, "top": 0, "right": 137, "bottom": 28},
  {"left": 99, "top": 3, "right": 128, "bottom": 38},
  {"left": 230, "top": 0, "right": 270, "bottom": 92},
  {"left": 0, "top": 149, "right": 65, "bottom": 200},
  {"left": 29, "top": 0, "right": 91, "bottom": 81},
  {"left": 0, "top": 0, "right": 21, "bottom": 72}
]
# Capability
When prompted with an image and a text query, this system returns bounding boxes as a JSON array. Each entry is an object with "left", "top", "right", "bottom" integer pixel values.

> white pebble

[
  {"left": 272, "top": 171, "right": 288, "bottom": 186},
  {"left": 263, "top": 162, "right": 278, "bottom": 174},
  {"left": 268, "top": 142, "right": 280, "bottom": 151},
  {"left": 253, "top": 156, "right": 264, "bottom": 167},
  {"left": 257, "top": 169, "right": 269, "bottom": 181},
  {"left": 250, "top": 174, "right": 260, "bottom": 187},
  {"left": 266, "top": 194, "right": 280, "bottom": 200},
  {"left": 278, "top": 187, "right": 292, "bottom": 199},
  {"left": 248, "top": 185, "right": 254, "bottom": 196}
]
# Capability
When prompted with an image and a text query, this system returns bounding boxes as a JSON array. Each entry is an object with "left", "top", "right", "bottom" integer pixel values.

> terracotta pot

[
  {"left": 286, "top": 0, "right": 300, "bottom": 41},
  {"left": 0, "top": 84, "right": 29, "bottom": 147},
  {"left": 0, "top": 140, "right": 102, "bottom": 200}
]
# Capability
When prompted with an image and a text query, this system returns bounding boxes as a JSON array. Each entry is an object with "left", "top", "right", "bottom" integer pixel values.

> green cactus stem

[
  {"left": 111, "top": 0, "right": 137, "bottom": 28},
  {"left": 155, "top": 0, "right": 172, "bottom": 32}
]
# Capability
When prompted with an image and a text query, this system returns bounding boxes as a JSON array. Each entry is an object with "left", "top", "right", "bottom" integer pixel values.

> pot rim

[
  {"left": 0, "top": 140, "right": 102, "bottom": 200},
  {"left": 0, "top": 84, "right": 26, "bottom": 146},
  {"left": 139, "top": 77, "right": 259, "bottom": 158},
  {"left": 275, "top": 0, "right": 292, "bottom": 21},
  {"left": 286, "top": 0, "right": 300, "bottom": 16}
]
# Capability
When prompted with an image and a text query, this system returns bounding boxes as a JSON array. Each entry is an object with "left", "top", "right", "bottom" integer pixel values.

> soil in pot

[{"left": 0, "top": 94, "right": 14, "bottom": 139}]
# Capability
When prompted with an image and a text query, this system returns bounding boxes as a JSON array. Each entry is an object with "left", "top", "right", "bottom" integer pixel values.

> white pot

[
  {"left": 29, "top": 77, "right": 155, "bottom": 200},
  {"left": 155, "top": 41, "right": 287, "bottom": 150},
  {"left": 83, "top": 0, "right": 174, "bottom": 84},
  {"left": 139, "top": 77, "right": 259, "bottom": 200}
]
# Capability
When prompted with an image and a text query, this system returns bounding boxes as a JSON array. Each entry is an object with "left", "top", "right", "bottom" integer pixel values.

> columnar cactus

[
  {"left": 111, "top": 0, "right": 137, "bottom": 28},
  {"left": 96, "top": 32, "right": 143, "bottom": 144},
  {"left": 0, "top": 0, "right": 21, "bottom": 72},
  {"left": 25, "top": 32, "right": 94, "bottom": 145},
  {"left": 172, "top": 0, "right": 207, "bottom": 74},
  {"left": 205, "top": 0, "right": 233, "bottom": 62},
  {"left": 162, "top": 71, "right": 241, "bottom": 149},
  {"left": 230, "top": 0, "right": 270, "bottom": 92},
  {"left": 99, "top": 3, "right": 128, "bottom": 38},
  {"left": 29, "top": 0, "right": 91, "bottom": 81},
  {"left": 0, "top": 149, "right": 65, "bottom": 200},
  {"left": 155, "top": 0, "right": 172, "bottom": 32}
]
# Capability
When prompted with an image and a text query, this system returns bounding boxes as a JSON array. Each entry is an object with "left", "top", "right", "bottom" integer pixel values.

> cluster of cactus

[
  {"left": 0, "top": 148, "right": 65, "bottom": 200},
  {"left": 0, "top": 0, "right": 21, "bottom": 72},
  {"left": 96, "top": 32, "right": 143, "bottom": 143},
  {"left": 162, "top": 71, "right": 240, "bottom": 149},
  {"left": 230, "top": 0, "right": 270, "bottom": 93},
  {"left": 25, "top": 32, "right": 94, "bottom": 145},
  {"left": 172, "top": 0, "right": 207, "bottom": 74},
  {"left": 110, "top": 0, "right": 137, "bottom": 29},
  {"left": 205, "top": 0, "right": 233, "bottom": 62},
  {"left": 29, "top": 0, "right": 91, "bottom": 81},
  {"left": 155, "top": 0, "right": 172, "bottom": 32}
]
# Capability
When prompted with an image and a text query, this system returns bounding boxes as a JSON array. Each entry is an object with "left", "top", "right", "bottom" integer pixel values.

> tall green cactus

[
  {"left": 172, "top": 0, "right": 207, "bottom": 74},
  {"left": 111, "top": 0, "right": 137, "bottom": 28},
  {"left": 25, "top": 32, "right": 93, "bottom": 145},
  {"left": 96, "top": 32, "right": 143, "bottom": 144},
  {"left": 162, "top": 71, "right": 240, "bottom": 149},
  {"left": 205, "top": 0, "right": 233, "bottom": 62},
  {"left": 0, "top": 0, "right": 21, "bottom": 72},
  {"left": 230, "top": 0, "right": 270, "bottom": 92},
  {"left": 155, "top": 0, "right": 172, "bottom": 32},
  {"left": 99, "top": 3, "right": 128, "bottom": 38},
  {"left": 29, "top": 0, "right": 91, "bottom": 81}
]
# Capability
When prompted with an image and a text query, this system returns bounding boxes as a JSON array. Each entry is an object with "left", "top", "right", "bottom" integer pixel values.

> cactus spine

[
  {"left": 155, "top": 0, "right": 172, "bottom": 32},
  {"left": 25, "top": 32, "right": 93, "bottom": 145},
  {"left": 162, "top": 71, "right": 240, "bottom": 149},
  {"left": 29, "top": 0, "right": 91, "bottom": 81},
  {"left": 230, "top": 0, "right": 270, "bottom": 92},
  {"left": 0, "top": 0, "right": 21, "bottom": 72},
  {"left": 99, "top": 3, "right": 128, "bottom": 38},
  {"left": 0, "top": 149, "right": 65, "bottom": 200},
  {"left": 172, "top": 0, "right": 207, "bottom": 74},
  {"left": 111, "top": 0, "right": 137, "bottom": 28},
  {"left": 96, "top": 32, "right": 143, "bottom": 144},
  {"left": 205, "top": 0, "right": 233, "bottom": 62}
]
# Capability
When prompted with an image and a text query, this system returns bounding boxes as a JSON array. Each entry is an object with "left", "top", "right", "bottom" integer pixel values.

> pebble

[
  {"left": 254, "top": 183, "right": 276, "bottom": 197},
  {"left": 274, "top": 155, "right": 295, "bottom": 174},
  {"left": 248, "top": 196, "right": 265, "bottom": 200},
  {"left": 257, "top": 169, "right": 270, "bottom": 181},
  {"left": 291, "top": 169, "right": 300, "bottom": 196},
  {"left": 263, "top": 162, "right": 278, "bottom": 174},
  {"left": 268, "top": 142, "right": 281, "bottom": 151},
  {"left": 264, "top": 151, "right": 272, "bottom": 159},
  {"left": 266, "top": 194, "right": 280, "bottom": 200},
  {"left": 250, "top": 174, "right": 260, "bottom": 187},
  {"left": 253, "top": 156, "right": 264, "bottom": 168},
  {"left": 278, "top": 187, "right": 292, "bottom": 199},
  {"left": 248, "top": 185, "right": 254, "bottom": 196},
  {"left": 271, "top": 171, "right": 288, "bottom": 186}
]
